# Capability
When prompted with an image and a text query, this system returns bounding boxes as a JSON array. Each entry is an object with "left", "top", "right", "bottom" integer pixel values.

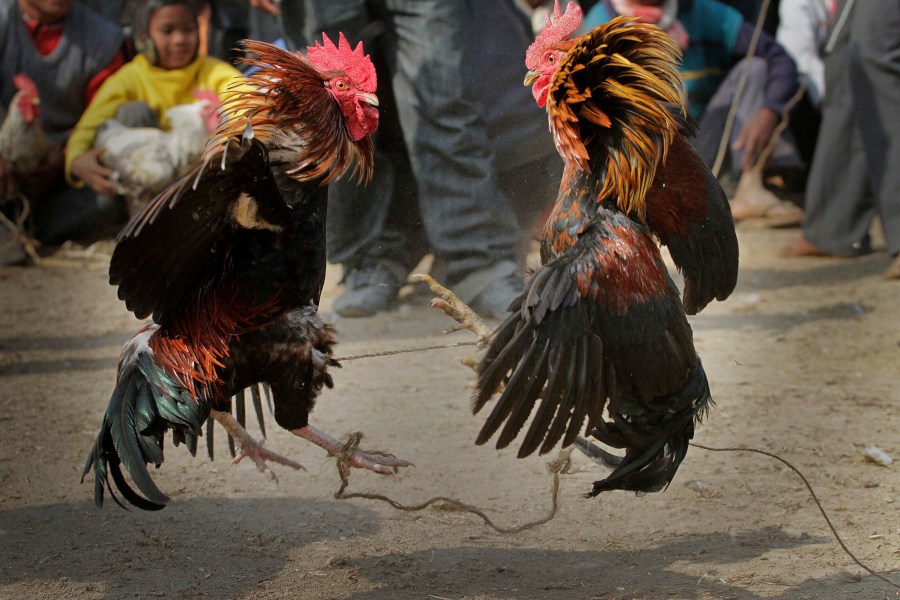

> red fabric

[
  {"left": 21, "top": 13, "right": 124, "bottom": 105},
  {"left": 23, "top": 14, "right": 64, "bottom": 54},
  {"left": 83, "top": 53, "right": 125, "bottom": 105},
  {"left": 609, "top": 0, "right": 690, "bottom": 50}
]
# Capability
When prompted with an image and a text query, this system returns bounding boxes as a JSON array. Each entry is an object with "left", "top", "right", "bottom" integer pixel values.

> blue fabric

[{"left": 583, "top": 0, "right": 746, "bottom": 118}]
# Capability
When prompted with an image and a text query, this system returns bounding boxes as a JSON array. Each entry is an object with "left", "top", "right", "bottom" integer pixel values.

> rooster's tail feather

[
  {"left": 587, "top": 358, "right": 713, "bottom": 496},
  {"left": 82, "top": 351, "right": 209, "bottom": 510}
]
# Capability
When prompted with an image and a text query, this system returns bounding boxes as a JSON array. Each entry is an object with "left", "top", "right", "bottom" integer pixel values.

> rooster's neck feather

[
  {"left": 547, "top": 17, "right": 686, "bottom": 220},
  {"left": 212, "top": 41, "right": 374, "bottom": 186}
]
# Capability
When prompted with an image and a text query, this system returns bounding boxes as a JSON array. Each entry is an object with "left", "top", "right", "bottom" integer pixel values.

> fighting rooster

[
  {"left": 466, "top": 6, "right": 738, "bottom": 496},
  {"left": 83, "top": 34, "right": 409, "bottom": 511}
]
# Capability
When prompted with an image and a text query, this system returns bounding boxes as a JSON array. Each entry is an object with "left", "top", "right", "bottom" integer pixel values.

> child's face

[{"left": 148, "top": 4, "right": 199, "bottom": 70}]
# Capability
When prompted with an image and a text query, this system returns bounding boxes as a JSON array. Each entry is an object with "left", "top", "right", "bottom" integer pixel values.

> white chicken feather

[{"left": 96, "top": 99, "right": 218, "bottom": 211}]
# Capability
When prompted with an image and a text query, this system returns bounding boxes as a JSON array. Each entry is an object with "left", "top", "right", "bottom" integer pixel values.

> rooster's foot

[
  {"left": 292, "top": 425, "right": 413, "bottom": 475},
  {"left": 411, "top": 273, "right": 492, "bottom": 345},
  {"left": 210, "top": 409, "right": 305, "bottom": 483}
]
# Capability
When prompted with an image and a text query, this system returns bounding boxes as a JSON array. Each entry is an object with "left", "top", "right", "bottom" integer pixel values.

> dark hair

[{"left": 133, "top": 0, "right": 201, "bottom": 64}]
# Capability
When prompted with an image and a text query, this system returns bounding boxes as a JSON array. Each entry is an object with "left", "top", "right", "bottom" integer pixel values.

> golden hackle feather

[
  {"left": 211, "top": 40, "right": 374, "bottom": 186},
  {"left": 547, "top": 17, "right": 686, "bottom": 219}
]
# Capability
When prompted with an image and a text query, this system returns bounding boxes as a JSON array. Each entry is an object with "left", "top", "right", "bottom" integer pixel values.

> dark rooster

[
  {"left": 84, "top": 34, "right": 409, "bottom": 510},
  {"left": 472, "top": 5, "right": 739, "bottom": 496}
]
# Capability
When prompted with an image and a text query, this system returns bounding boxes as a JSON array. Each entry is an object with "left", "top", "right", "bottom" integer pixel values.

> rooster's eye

[
  {"left": 334, "top": 80, "right": 348, "bottom": 91},
  {"left": 546, "top": 53, "right": 556, "bottom": 64}
]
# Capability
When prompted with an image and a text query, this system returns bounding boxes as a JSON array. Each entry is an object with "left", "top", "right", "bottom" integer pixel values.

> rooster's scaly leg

[
  {"left": 210, "top": 409, "right": 305, "bottom": 482},
  {"left": 411, "top": 274, "right": 492, "bottom": 346},
  {"left": 291, "top": 425, "right": 413, "bottom": 475}
]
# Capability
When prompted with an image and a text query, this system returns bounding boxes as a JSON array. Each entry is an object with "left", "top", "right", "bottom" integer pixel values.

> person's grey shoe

[
  {"left": 333, "top": 260, "right": 406, "bottom": 317},
  {"left": 472, "top": 273, "right": 524, "bottom": 320},
  {"left": 0, "top": 229, "right": 28, "bottom": 266}
]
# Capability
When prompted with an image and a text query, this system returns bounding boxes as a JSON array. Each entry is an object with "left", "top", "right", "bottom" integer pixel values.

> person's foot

[
  {"left": 883, "top": 254, "right": 900, "bottom": 280},
  {"left": 333, "top": 260, "right": 406, "bottom": 317},
  {"left": 781, "top": 237, "right": 833, "bottom": 258},
  {"left": 0, "top": 229, "right": 28, "bottom": 266},
  {"left": 763, "top": 200, "right": 804, "bottom": 228},
  {"left": 730, "top": 167, "right": 804, "bottom": 227},
  {"left": 471, "top": 273, "right": 524, "bottom": 320},
  {"left": 730, "top": 167, "right": 780, "bottom": 220}
]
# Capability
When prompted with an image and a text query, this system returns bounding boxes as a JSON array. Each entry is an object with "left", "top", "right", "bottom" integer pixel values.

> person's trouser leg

[{"left": 848, "top": 1, "right": 900, "bottom": 255}]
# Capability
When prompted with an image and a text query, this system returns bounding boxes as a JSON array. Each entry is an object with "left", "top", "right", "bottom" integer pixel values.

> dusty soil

[{"left": 0, "top": 225, "right": 898, "bottom": 600}]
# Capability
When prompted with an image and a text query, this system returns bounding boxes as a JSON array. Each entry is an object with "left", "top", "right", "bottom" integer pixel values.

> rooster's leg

[
  {"left": 210, "top": 409, "right": 305, "bottom": 482},
  {"left": 574, "top": 436, "right": 623, "bottom": 468},
  {"left": 291, "top": 425, "right": 413, "bottom": 475},
  {"left": 411, "top": 273, "right": 492, "bottom": 345}
]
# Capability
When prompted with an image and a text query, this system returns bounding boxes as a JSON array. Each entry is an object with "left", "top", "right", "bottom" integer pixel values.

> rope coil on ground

[{"left": 332, "top": 433, "right": 566, "bottom": 535}]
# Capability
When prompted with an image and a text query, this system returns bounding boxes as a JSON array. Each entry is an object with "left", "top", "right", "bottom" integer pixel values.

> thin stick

[
  {"left": 691, "top": 443, "right": 899, "bottom": 590},
  {"left": 0, "top": 195, "right": 41, "bottom": 264},
  {"left": 711, "top": 0, "right": 772, "bottom": 178}
]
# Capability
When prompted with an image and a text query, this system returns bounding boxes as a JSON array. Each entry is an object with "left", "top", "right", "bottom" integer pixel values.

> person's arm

[
  {"left": 777, "top": 0, "right": 827, "bottom": 106},
  {"left": 731, "top": 23, "right": 800, "bottom": 169},
  {"left": 249, "top": 0, "right": 280, "bottom": 16},
  {"left": 66, "top": 72, "right": 134, "bottom": 194}
]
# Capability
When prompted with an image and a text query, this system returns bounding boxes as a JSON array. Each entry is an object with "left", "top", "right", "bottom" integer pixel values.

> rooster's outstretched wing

[
  {"left": 475, "top": 208, "right": 702, "bottom": 494},
  {"left": 109, "top": 135, "right": 292, "bottom": 325}
]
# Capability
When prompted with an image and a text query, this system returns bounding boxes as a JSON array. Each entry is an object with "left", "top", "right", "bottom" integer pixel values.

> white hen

[{"left": 96, "top": 97, "right": 219, "bottom": 214}]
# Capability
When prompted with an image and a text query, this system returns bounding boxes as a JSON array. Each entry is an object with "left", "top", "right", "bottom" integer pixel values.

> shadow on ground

[
  {"left": 0, "top": 497, "right": 379, "bottom": 599},
  {"left": 337, "top": 528, "right": 895, "bottom": 600}
]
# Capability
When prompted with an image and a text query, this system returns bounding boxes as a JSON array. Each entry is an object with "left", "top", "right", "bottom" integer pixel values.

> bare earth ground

[{"left": 0, "top": 225, "right": 898, "bottom": 600}]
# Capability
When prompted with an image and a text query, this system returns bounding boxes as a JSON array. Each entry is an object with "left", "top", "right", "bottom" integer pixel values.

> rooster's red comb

[
  {"left": 13, "top": 74, "right": 39, "bottom": 98},
  {"left": 193, "top": 89, "right": 219, "bottom": 105},
  {"left": 525, "top": 1, "right": 583, "bottom": 70},
  {"left": 306, "top": 32, "right": 377, "bottom": 93}
]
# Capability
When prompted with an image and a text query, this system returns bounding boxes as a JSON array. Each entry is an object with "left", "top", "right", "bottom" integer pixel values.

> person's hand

[
  {"left": 249, "top": 0, "right": 281, "bottom": 15},
  {"left": 18, "top": 143, "right": 64, "bottom": 199},
  {"left": 732, "top": 107, "right": 779, "bottom": 171},
  {"left": 0, "top": 157, "right": 18, "bottom": 202},
  {"left": 71, "top": 148, "right": 120, "bottom": 196}
]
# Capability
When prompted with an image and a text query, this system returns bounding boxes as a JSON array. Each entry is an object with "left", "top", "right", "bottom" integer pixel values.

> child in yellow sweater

[{"left": 68, "top": 0, "right": 242, "bottom": 195}]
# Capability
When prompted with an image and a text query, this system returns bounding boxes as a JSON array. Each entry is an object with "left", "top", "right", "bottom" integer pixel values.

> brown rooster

[
  {"left": 83, "top": 34, "right": 409, "bottom": 510},
  {"left": 0, "top": 74, "right": 55, "bottom": 200},
  {"left": 470, "top": 5, "right": 739, "bottom": 496}
]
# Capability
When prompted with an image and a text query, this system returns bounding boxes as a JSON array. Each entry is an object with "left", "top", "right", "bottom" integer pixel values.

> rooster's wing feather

[
  {"left": 646, "top": 135, "right": 739, "bottom": 314},
  {"left": 109, "top": 136, "right": 292, "bottom": 324},
  {"left": 475, "top": 208, "right": 695, "bottom": 458}
]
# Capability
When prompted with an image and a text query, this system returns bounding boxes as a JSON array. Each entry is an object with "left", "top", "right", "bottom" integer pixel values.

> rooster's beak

[
  {"left": 523, "top": 70, "right": 539, "bottom": 86},
  {"left": 358, "top": 92, "right": 379, "bottom": 107}
]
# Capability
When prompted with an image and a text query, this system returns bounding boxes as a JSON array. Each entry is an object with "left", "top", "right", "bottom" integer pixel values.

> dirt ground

[{"left": 0, "top": 224, "right": 898, "bottom": 600}]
